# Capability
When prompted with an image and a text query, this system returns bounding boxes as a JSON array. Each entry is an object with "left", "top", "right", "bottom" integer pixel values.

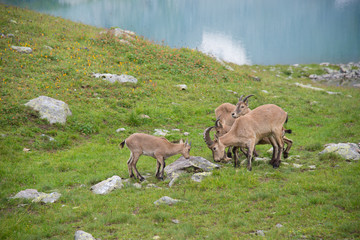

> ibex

[
  {"left": 119, "top": 133, "right": 191, "bottom": 181},
  {"left": 214, "top": 94, "right": 292, "bottom": 159},
  {"left": 204, "top": 104, "right": 288, "bottom": 171}
]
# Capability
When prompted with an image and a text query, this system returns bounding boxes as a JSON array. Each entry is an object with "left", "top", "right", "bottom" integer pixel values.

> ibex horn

[
  {"left": 243, "top": 94, "right": 254, "bottom": 103},
  {"left": 203, "top": 127, "right": 214, "bottom": 147},
  {"left": 238, "top": 95, "right": 244, "bottom": 101}
]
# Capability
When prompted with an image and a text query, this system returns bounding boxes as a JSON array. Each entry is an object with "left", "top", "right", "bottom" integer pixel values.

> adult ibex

[
  {"left": 204, "top": 104, "right": 288, "bottom": 171},
  {"left": 214, "top": 94, "right": 292, "bottom": 159},
  {"left": 120, "top": 133, "right": 191, "bottom": 181}
]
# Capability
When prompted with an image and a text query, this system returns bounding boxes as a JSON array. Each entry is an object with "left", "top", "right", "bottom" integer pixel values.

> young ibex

[
  {"left": 214, "top": 95, "right": 293, "bottom": 159},
  {"left": 119, "top": 133, "right": 191, "bottom": 181},
  {"left": 204, "top": 104, "right": 288, "bottom": 171}
]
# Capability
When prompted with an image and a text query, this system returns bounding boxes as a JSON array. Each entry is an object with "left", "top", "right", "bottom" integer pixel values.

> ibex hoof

[{"left": 139, "top": 177, "right": 145, "bottom": 182}]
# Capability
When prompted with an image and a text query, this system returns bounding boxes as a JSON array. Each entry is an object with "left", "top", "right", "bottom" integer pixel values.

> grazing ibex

[
  {"left": 204, "top": 104, "right": 288, "bottom": 171},
  {"left": 214, "top": 95, "right": 293, "bottom": 159},
  {"left": 120, "top": 133, "right": 191, "bottom": 181}
]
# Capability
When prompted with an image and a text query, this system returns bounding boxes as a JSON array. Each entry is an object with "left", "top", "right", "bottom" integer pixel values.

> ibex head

[
  {"left": 203, "top": 127, "right": 230, "bottom": 162},
  {"left": 180, "top": 139, "right": 192, "bottom": 159},
  {"left": 231, "top": 94, "right": 254, "bottom": 119}
]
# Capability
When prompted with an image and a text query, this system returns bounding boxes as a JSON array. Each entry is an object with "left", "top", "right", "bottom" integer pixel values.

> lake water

[{"left": 2, "top": 0, "right": 360, "bottom": 65}]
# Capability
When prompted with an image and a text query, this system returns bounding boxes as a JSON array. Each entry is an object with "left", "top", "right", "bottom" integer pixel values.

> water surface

[{"left": 2, "top": 0, "right": 359, "bottom": 65}]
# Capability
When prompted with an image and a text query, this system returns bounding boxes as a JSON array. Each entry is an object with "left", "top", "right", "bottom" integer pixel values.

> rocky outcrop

[
  {"left": 309, "top": 62, "right": 360, "bottom": 88},
  {"left": 319, "top": 143, "right": 360, "bottom": 161},
  {"left": 24, "top": 96, "right": 72, "bottom": 124},
  {"left": 90, "top": 175, "right": 124, "bottom": 195}
]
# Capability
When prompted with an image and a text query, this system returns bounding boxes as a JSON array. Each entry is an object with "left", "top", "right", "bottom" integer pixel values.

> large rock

[
  {"left": 90, "top": 175, "right": 124, "bottom": 195},
  {"left": 92, "top": 73, "right": 138, "bottom": 84},
  {"left": 319, "top": 143, "right": 360, "bottom": 161},
  {"left": 11, "top": 189, "right": 61, "bottom": 203},
  {"left": 165, "top": 156, "right": 220, "bottom": 186},
  {"left": 24, "top": 96, "right": 72, "bottom": 124},
  {"left": 74, "top": 230, "right": 96, "bottom": 240}
]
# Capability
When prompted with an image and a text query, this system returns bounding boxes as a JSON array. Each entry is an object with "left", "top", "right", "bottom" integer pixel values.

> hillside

[{"left": 0, "top": 4, "right": 359, "bottom": 239}]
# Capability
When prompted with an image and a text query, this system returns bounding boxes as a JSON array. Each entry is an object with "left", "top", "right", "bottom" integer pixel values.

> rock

[
  {"left": 90, "top": 175, "right": 123, "bottom": 195},
  {"left": 319, "top": 143, "right": 360, "bottom": 161},
  {"left": 165, "top": 156, "right": 220, "bottom": 186},
  {"left": 293, "top": 163, "right": 303, "bottom": 168},
  {"left": 140, "top": 114, "right": 150, "bottom": 119},
  {"left": 183, "top": 132, "right": 190, "bottom": 136},
  {"left": 175, "top": 84, "right": 187, "bottom": 90},
  {"left": 254, "top": 157, "right": 271, "bottom": 163},
  {"left": 172, "top": 219, "right": 180, "bottom": 224},
  {"left": 261, "top": 90, "right": 269, "bottom": 94},
  {"left": 309, "top": 165, "right": 316, "bottom": 170},
  {"left": 11, "top": 189, "right": 41, "bottom": 199},
  {"left": 23, "top": 148, "right": 30, "bottom": 152},
  {"left": 154, "top": 129, "right": 169, "bottom": 136},
  {"left": 32, "top": 192, "right": 61, "bottom": 203},
  {"left": 276, "top": 223, "right": 283, "bottom": 228},
  {"left": 133, "top": 183, "right": 142, "bottom": 189},
  {"left": 154, "top": 196, "right": 180, "bottom": 206},
  {"left": 92, "top": 73, "right": 138, "bottom": 84},
  {"left": 24, "top": 96, "right": 72, "bottom": 124},
  {"left": 74, "top": 230, "right": 96, "bottom": 240},
  {"left": 41, "top": 134, "right": 55, "bottom": 141},
  {"left": 11, "top": 189, "right": 61, "bottom": 203},
  {"left": 108, "top": 28, "right": 136, "bottom": 38},
  {"left": 43, "top": 45, "right": 53, "bottom": 50},
  {"left": 256, "top": 230, "right": 265, "bottom": 236},
  {"left": 11, "top": 45, "right": 32, "bottom": 54},
  {"left": 191, "top": 172, "right": 212, "bottom": 182},
  {"left": 116, "top": 128, "right": 126, "bottom": 132},
  {"left": 294, "top": 83, "right": 341, "bottom": 95}
]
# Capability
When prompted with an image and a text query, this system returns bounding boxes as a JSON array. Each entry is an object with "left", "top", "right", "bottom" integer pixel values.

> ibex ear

[{"left": 179, "top": 139, "right": 184, "bottom": 144}]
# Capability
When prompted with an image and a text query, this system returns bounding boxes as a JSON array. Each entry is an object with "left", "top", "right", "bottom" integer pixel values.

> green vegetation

[{"left": 1, "top": 4, "right": 359, "bottom": 239}]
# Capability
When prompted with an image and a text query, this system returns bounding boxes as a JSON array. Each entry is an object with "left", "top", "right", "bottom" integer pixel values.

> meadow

[{"left": 0, "top": 4, "right": 359, "bottom": 239}]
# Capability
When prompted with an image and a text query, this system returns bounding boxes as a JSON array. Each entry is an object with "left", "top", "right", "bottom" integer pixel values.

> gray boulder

[
  {"left": 74, "top": 230, "right": 96, "bottom": 240},
  {"left": 11, "top": 45, "right": 32, "bottom": 54},
  {"left": 24, "top": 96, "right": 72, "bottom": 124},
  {"left": 11, "top": 189, "right": 61, "bottom": 203},
  {"left": 319, "top": 143, "right": 360, "bottom": 161},
  {"left": 92, "top": 73, "right": 138, "bottom": 84},
  {"left": 90, "top": 175, "right": 124, "bottom": 195}
]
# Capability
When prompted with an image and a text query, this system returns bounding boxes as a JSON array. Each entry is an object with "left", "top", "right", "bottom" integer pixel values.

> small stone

[
  {"left": 23, "top": 148, "right": 31, "bottom": 152},
  {"left": 276, "top": 223, "right": 283, "bottom": 228},
  {"left": 309, "top": 165, "right": 316, "bottom": 170},
  {"left": 172, "top": 219, "right": 180, "bottom": 224},
  {"left": 133, "top": 183, "right": 142, "bottom": 189},
  {"left": 154, "top": 196, "right": 180, "bottom": 206},
  {"left": 175, "top": 84, "right": 187, "bottom": 90},
  {"left": 256, "top": 230, "right": 265, "bottom": 236},
  {"left": 153, "top": 236, "right": 160, "bottom": 240},
  {"left": 116, "top": 128, "right": 126, "bottom": 132},
  {"left": 293, "top": 163, "right": 303, "bottom": 168},
  {"left": 154, "top": 129, "right": 169, "bottom": 136},
  {"left": 90, "top": 175, "right": 123, "bottom": 195},
  {"left": 140, "top": 114, "right": 150, "bottom": 119},
  {"left": 191, "top": 172, "right": 212, "bottom": 182},
  {"left": 262, "top": 90, "right": 269, "bottom": 94},
  {"left": 183, "top": 132, "right": 190, "bottom": 136}
]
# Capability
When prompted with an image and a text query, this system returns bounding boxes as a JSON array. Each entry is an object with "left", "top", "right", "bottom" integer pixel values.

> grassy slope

[{"left": 0, "top": 4, "right": 359, "bottom": 240}]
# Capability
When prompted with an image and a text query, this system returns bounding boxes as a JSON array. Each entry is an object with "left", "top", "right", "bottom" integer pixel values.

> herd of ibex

[{"left": 120, "top": 94, "right": 292, "bottom": 181}]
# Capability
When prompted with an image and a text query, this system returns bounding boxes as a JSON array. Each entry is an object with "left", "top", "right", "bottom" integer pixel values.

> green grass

[{"left": 1, "top": 4, "right": 360, "bottom": 239}]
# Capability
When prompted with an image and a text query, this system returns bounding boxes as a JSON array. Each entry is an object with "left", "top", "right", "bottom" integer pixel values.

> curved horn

[
  {"left": 203, "top": 127, "right": 214, "bottom": 147},
  {"left": 215, "top": 118, "right": 222, "bottom": 128},
  {"left": 238, "top": 95, "right": 244, "bottom": 101},
  {"left": 243, "top": 94, "right": 254, "bottom": 103}
]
